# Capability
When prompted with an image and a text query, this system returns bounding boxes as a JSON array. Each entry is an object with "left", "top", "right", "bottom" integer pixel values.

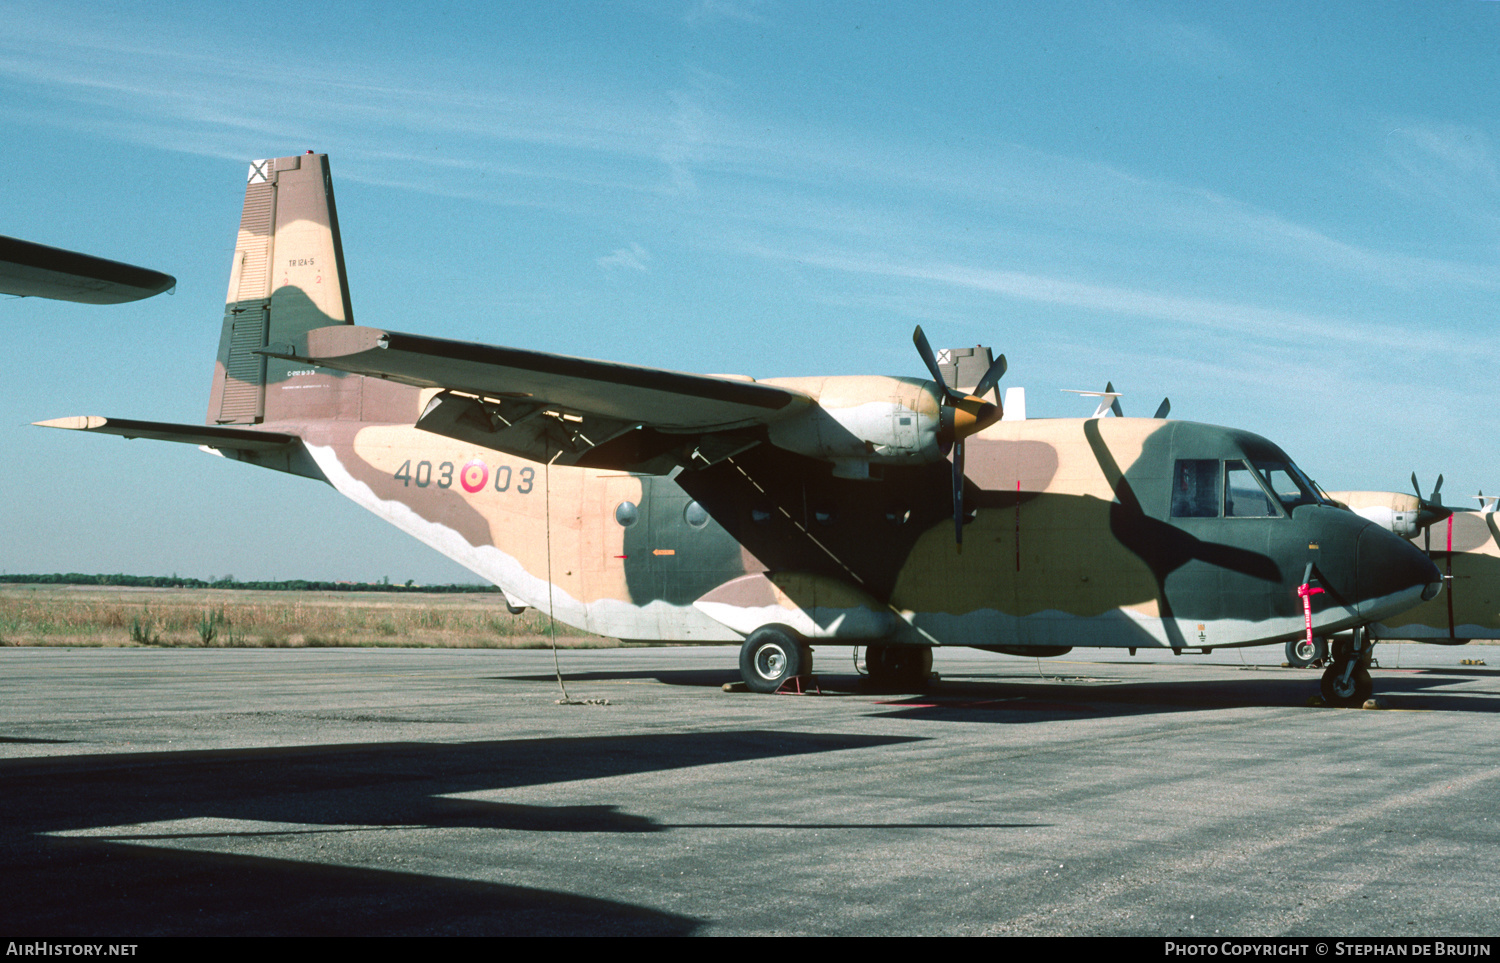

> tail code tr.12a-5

[{"left": 40, "top": 153, "right": 1443, "bottom": 706}]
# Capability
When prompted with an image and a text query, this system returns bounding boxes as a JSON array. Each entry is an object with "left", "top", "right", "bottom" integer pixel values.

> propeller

[
  {"left": 1411, "top": 473, "right": 1453, "bottom": 553},
  {"left": 913, "top": 326, "right": 1007, "bottom": 550}
]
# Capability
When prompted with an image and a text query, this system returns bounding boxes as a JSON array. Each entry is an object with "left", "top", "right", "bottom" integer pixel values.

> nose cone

[{"left": 1355, "top": 525, "right": 1443, "bottom": 620}]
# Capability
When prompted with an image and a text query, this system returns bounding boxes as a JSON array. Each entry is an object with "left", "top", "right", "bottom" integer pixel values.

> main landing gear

[
  {"left": 739, "top": 625, "right": 813, "bottom": 694},
  {"left": 736, "top": 632, "right": 937, "bottom": 693},
  {"left": 1319, "top": 629, "right": 1375, "bottom": 708}
]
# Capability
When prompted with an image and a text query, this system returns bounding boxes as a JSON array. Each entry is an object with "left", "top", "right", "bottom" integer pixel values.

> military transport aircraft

[{"left": 37, "top": 153, "right": 1444, "bottom": 707}]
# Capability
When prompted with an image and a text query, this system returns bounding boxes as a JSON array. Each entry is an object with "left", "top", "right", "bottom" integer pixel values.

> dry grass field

[{"left": 0, "top": 584, "right": 615, "bottom": 649}]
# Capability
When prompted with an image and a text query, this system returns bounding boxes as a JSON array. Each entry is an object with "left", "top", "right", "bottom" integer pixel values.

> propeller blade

[
  {"left": 1412, "top": 472, "right": 1452, "bottom": 528},
  {"left": 952, "top": 439, "right": 966, "bottom": 551},
  {"left": 1153, "top": 397, "right": 1171, "bottom": 419},
  {"left": 912, "top": 326, "right": 953, "bottom": 399},
  {"left": 971, "top": 353, "right": 1008, "bottom": 399}
]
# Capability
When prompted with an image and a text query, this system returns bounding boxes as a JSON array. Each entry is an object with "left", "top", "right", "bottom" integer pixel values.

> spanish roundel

[{"left": 460, "top": 459, "right": 488, "bottom": 493}]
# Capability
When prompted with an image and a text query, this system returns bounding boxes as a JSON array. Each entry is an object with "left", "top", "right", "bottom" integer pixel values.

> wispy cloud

[
  {"left": 597, "top": 243, "right": 652, "bottom": 272},
  {"left": 685, "top": 0, "right": 772, "bottom": 26},
  {"left": 1373, "top": 120, "right": 1500, "bottom": 231},
  {"left": 1093, "top": 6, "right": 1247, "bottom": 74}
]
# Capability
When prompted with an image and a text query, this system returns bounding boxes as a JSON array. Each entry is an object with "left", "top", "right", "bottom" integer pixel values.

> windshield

[{"left": 1250, "top": 460, "right": 1326, "bottom": 512}]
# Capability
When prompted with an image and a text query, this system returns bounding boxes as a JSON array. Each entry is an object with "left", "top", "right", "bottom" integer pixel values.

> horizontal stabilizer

[
  {"left": 1062, "top": 384, "right": 1124, "bottom": 419},
  {"left": 263, "top": 325, "right": 813, "bottom": 433},
  {"left": 34, "top": 416, "right": 296, "bottom": 452}
]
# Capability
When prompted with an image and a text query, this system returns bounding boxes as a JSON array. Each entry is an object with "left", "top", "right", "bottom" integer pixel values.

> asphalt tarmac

[{"left": 2, "top": 643, "right": 1498, "bottom": 936}]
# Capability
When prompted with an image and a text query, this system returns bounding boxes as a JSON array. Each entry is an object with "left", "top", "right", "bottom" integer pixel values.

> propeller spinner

[{"left": 912, "top": 326, "right": 1007, "bottom": 550}]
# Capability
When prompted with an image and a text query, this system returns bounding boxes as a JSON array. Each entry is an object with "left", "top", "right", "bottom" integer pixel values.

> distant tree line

[{"left": 0, "top": 573, "right": 500, "bottom": 593}]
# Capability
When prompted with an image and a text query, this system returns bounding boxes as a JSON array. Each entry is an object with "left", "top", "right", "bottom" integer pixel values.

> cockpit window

[
  {"left": 1225, "top": 461, "right": 1277, "bottom": 517},
  {"left": 1171, "top": 459, "right": 1221, "bottom": 517},
  {"left": 1252, "top": 461, "right": 1325, "bottom": 511},
  {"left": 1171, "top": 457, "right": 1327, "bottom": 519}
]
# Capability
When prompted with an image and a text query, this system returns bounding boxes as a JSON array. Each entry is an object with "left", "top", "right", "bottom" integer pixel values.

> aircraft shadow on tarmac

[
  {"left": 0, "top": 730, "right": 929, "bottom": 935},
  {"left": 865, "top": 667, "right": 1500, "bottom": 721},
  {"left": 506, "top": 664, "right": 1500, "bottom": 719}
]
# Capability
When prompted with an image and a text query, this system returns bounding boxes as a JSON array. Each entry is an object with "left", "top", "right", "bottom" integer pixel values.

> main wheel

[
  {"left": 739, "top": 626, "right": 811, "bottom": 693},
  {"left": 1286, "top": 636, "right": 1327, "bottom": 668},
  {"left": 865, "top": 644, "right": 934, "bottom": 689},
  {"left": 1320, "top": 664, "right": 1373, "bottom": 708}
]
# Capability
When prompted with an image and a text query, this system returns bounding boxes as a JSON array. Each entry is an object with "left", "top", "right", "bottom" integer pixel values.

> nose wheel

[
  {"left": 1286, "top": 635, "right": 1327, "bottom": 668},
  {"left": 1319, "top": 631, "right": 1375, "bottom": 707}
]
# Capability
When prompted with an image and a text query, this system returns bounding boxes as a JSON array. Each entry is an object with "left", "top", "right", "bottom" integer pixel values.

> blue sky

[{"left": 3, "top": 1, "right": 1499, "bottom": 582}]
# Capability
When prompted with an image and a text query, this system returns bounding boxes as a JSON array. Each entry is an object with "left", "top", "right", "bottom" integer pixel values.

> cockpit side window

[
  {"left": 1171, "top": 459, "right": 1221, "bottom": 517},
  {"left": 1225, "top": 460, "right": 1278, "bottom": 517}
]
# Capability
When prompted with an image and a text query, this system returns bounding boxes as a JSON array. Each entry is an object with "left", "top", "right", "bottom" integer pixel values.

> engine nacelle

[
  {"left": 761, "top": 375, "right": 946, "bottom": 479},
  {"left": 1327, "top": 491, "right": 1425, "bottom": 539}
]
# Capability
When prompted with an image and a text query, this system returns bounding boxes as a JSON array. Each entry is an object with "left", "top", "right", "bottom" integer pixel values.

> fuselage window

[
  {"left": 683, "top": 501, "right": 710, "bottom": 529},
  {"left": 615, "top": 501, "right": 639, "bottom": 528},
  {"left": 1171, "top": 459, "right": 1221, "bottom": 517},
  {"left": 1225, "top": 461, "right": 1278, "bottom": 517}
]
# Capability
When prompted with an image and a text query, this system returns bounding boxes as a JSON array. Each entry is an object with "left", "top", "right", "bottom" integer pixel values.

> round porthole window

[
  {"left": 615, "top": 501, "right": 639, "bottom": 527},
  {"left": 684, "top": 501, "right": 710, "bottom": 529}
]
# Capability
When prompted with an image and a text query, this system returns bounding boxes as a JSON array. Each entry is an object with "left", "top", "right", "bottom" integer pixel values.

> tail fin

[{"left": 207, "top": 152, "right": 355, "bottom": 425}]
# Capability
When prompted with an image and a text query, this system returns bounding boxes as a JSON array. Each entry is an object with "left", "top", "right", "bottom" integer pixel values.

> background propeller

[
  {"left": 913, "top": 326, "right": 1006, "bottom": 549},
  {"left": 1411, "top": 472, "right": 1453, "bottom": 552}
]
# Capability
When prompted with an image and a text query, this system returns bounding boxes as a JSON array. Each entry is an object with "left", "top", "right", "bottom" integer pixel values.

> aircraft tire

[
  {"left": 1286, "top": 636, "right": 1327, "bottom": 668},
  {"left": 740, "top": 626, "right": 811, "bottom": 694},
  {"left": 1320, "top": 664, "right": 1373, "bottom": 708},
  {"left": 865, "top": 644, "right": 934, "bottom": 689}
]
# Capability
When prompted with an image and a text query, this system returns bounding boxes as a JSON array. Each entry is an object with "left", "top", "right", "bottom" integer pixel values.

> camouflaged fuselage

[{"left": 226, "top": 392, "right": 1437, "bottom": 650}]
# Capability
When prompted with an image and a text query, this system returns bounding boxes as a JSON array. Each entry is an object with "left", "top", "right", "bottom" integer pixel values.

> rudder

[{"left": 207, "top": 153, "right": 356, "bottom": 425}]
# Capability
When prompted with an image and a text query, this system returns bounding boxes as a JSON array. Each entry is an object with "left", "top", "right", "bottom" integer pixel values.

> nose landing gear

[
  {"left": 1286, "top": 635, "right": 1328, "bottom": 668},
  {"left": 1319, "top": 629, "right": 1375, "bottom": 708}
]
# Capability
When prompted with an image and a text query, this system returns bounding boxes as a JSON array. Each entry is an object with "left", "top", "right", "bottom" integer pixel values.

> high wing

[
  {"left": 0, "top": 235, "right": 176, "bottom": 304},
  {"left": 263, "top": 324, "right": 816, "bottom": 473}
]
